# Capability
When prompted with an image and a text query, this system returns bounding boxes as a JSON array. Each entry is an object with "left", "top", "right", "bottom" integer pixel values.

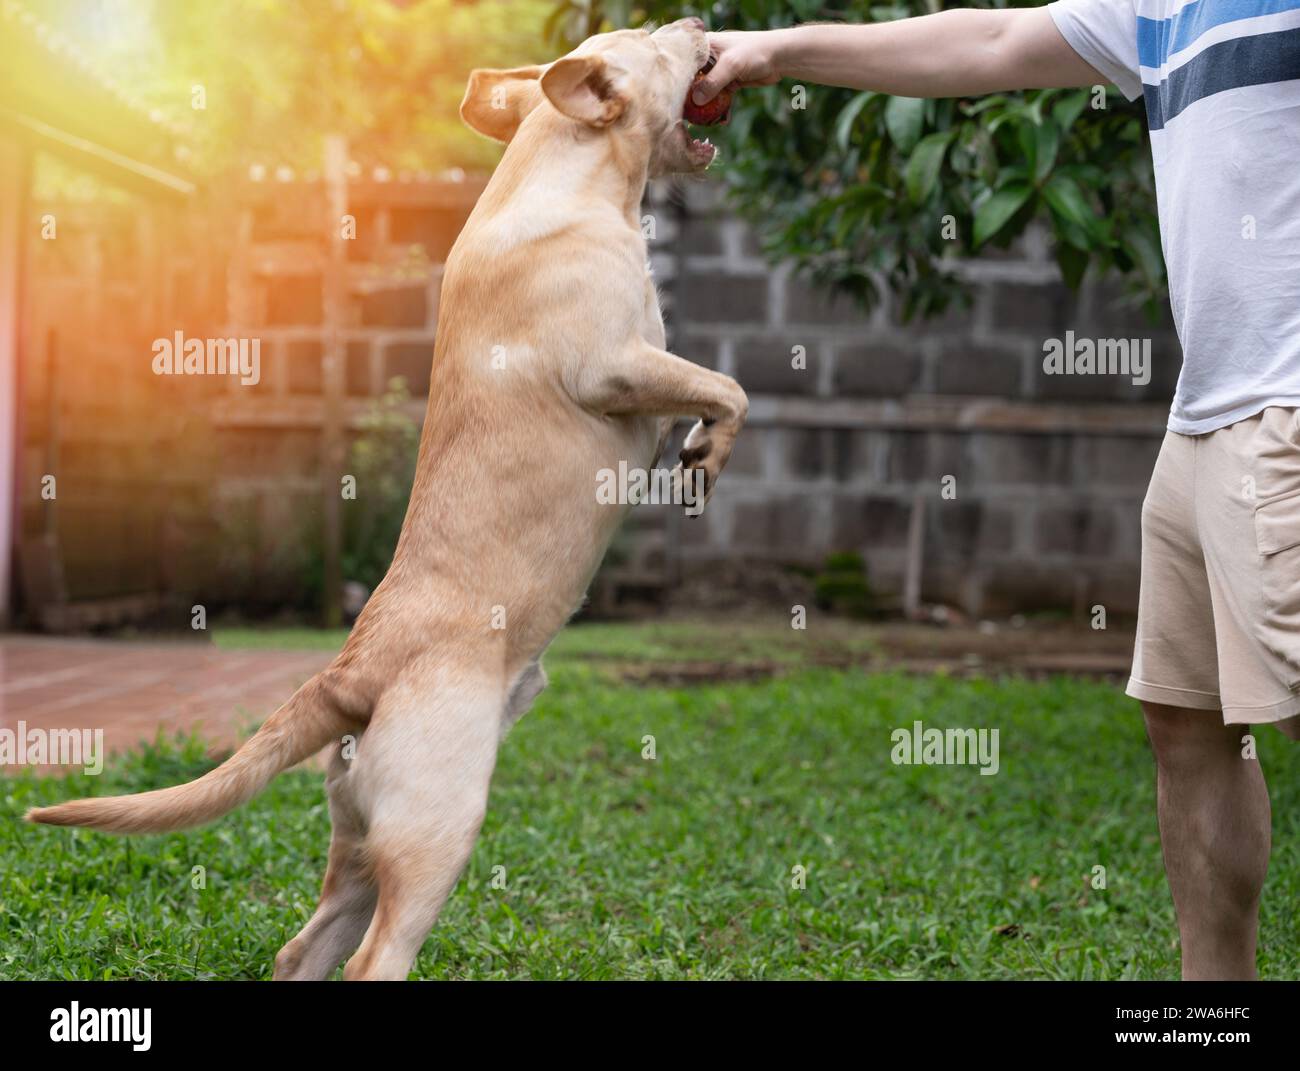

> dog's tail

[{"left": 25, "top": 675, "right": 354, "bottom": 835}]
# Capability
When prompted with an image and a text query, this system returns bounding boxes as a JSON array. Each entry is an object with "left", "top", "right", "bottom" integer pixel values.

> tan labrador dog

[{"left": 27, "top": 18, "right": 748, "bottom": 981}]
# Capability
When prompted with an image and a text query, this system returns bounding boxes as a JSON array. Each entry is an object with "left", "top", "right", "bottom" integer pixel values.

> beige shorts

[{"left": 1128, "top": 406, "right": 1300, "bottom": 724}]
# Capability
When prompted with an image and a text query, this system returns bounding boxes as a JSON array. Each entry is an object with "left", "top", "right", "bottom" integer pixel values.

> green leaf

[
  {"left": 960, "top": 94, "right": 1008, "bottom": 117},
  {"left": 1055, "top": 162, "right": 1105, "bottom": 186},
  {"left": 868, "top": 4, "right": 911, "bottom": 22},
  {"left": 973, "top": 183, "right": 1032, "bottom": 247},
  {"left": 1057, "top": 217, "right": 1093, "bottom": 252},
  {"left": 1056, "top": 244, "right": 1090, "bottom": 289},
  {"left": 1026, "top": 89, "right": 1058, "bottom": 125},
  {"left": 972, "top": 127, "right": 999, "bottom": 185},
  {"left": 994, "top": 164, "right": 1030, "bottom": 186},
  {"left": 904, "top": 129, "right": 955, "bottom": 204},
  {"left": 884, "top": 95, "right": 925, "bottom": 153},
  {"left": 728, "top": 102, "right": 758, "bottom": 143},
  {"left": 1124, "top": 225, "right": 1166, "bottom": 287},
  {"left": 834, "top": 91, "right": 877, "bottom": 152},
  {"left": 1051, "top": 89, "right": 1090, "bottom": 133},
  {"left": 1042, "top": 173, "right": 1094, "bottom": 234},
  {"left": 1030, "top": 119, "right": 1061, "bottom": 185}
]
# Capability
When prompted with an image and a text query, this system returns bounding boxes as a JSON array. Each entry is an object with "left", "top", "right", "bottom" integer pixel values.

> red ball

[{"left": 683, "top": 73, "right": 734, "bottom": 126}]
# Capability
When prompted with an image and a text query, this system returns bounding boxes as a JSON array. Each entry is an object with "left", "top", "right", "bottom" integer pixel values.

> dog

[{"left": 27, "top": 18, "right": 748, "bottom": 981}]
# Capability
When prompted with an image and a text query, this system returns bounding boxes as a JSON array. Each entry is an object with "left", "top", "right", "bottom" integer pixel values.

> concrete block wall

[{"left": 637, "top": 179, "right": 1181, "bottom": 616}]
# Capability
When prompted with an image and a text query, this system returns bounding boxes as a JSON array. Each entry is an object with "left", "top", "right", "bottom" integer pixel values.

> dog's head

[{"left": 460, "top": 18, "right": 717, "bottom": 176}]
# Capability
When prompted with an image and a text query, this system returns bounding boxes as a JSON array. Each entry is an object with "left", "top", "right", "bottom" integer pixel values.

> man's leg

[{"left": 1141, "top": 702, "right": 1269, "bottom": 980}]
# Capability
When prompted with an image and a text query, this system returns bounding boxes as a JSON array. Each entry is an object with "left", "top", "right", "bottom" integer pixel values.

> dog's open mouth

[
  {"left": 682, "top": 53, "right": 733, "bottom": 130},
  {"left": 672, "top": 55, "right": 729, "bottom": 170}
]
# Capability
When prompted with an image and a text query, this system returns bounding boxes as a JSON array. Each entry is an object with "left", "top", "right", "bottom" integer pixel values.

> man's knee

[{"left": 1141, "top": 701, "right": 1245, "bottom": 769}]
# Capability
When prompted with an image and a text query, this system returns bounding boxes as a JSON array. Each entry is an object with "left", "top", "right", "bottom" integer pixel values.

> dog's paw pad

[{"left": 679, "top": 440, "right": 712, "bottom": 466}]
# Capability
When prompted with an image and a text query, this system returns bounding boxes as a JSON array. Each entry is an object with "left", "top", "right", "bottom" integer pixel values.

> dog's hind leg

[
  {"left": 273, "top": 749, "right": 378, "bottom": 980},
  {"left": 342, "top": 672, "right": 504, "bottom": 981}
]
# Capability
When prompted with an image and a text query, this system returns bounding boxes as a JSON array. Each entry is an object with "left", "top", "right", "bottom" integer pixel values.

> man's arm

[{"left": 692, "top": 10, "right": 1106, "bottom": 104}]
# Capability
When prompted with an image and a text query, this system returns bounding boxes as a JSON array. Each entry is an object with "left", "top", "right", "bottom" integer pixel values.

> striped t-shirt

[{"left": 1048, "top": 0, "right": 1300, "bottom": 434}]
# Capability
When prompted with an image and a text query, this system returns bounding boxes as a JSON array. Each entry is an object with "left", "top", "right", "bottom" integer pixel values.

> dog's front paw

[{"left": 674, "top": 419, "right": 731, "bottom": 516}]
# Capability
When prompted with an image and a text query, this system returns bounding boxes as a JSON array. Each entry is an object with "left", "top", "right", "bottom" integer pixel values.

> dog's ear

[
  {"left": 540, "top": 53, "right": 627, "bottom": 128},
  {"left": 459, "top": 65, "right": 546, "bottom": 143}
]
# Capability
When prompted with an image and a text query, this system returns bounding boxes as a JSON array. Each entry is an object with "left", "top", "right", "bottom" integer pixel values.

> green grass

[
  {"left": 4, "top": 622, "right": 1300, "bottom": 979},
  {"left": 211, "top": 618, "right": 881, "bottom": 666}
]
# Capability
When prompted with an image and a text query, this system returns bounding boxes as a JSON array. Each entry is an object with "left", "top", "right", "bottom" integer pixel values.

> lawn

[{"left": 4, "top": 621, "right": 1300, "bottom": 980}]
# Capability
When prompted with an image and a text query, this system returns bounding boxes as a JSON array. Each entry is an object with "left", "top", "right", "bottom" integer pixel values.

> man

[{"left": 693, "top": 5, "right": 1300, "bottom": 980}]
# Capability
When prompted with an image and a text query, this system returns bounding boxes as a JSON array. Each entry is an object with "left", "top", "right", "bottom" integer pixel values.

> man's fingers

[{"left": 692, "top": 56, "right": 738, "bottom": 104}]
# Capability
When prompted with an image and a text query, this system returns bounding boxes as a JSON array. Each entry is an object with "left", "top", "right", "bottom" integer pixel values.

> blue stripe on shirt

[
  {"left": 1143, "top": 23, "right": 1300, "bottom": 128},
  {"left": 1137, "top": 0, "right": 1300, "bottom": 69}
]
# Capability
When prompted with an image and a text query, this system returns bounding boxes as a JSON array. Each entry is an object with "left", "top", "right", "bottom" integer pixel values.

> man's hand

[{"left": 691, "top": 30, "right": 784, "bottom": 105}]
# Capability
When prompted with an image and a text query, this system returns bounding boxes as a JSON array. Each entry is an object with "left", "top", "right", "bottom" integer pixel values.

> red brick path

[{"left": 0, "top": 637, "right": 332, "bottom": 769}]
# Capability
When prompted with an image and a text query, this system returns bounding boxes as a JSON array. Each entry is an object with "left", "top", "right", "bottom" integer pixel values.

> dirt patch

[
  {"left": 593, "top": 619, "right": 1134, "bottom": 686},
  {"left": 614, "top": 660, "right": 796, "bottom": 686}
]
